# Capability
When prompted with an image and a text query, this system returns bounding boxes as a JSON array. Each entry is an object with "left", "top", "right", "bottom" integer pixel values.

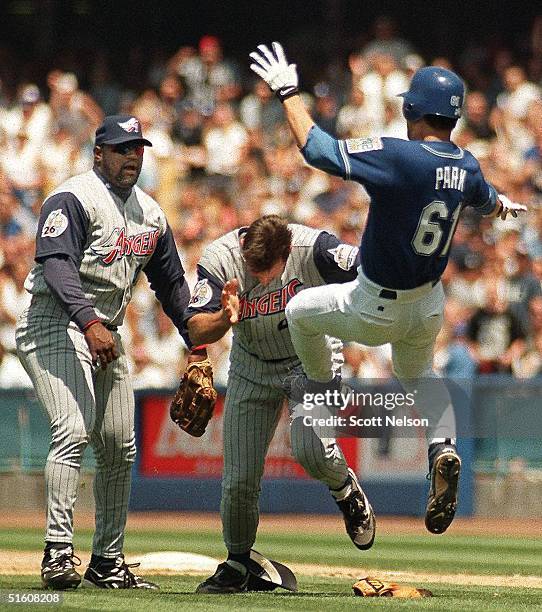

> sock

[
  {"left": 90, "top": 553, "right": 117, "bottom": 568},
  {"left": 44, "top": 541, "right": 72, "bottom": 553},
  {"left": 430, "top": 437, "right": 456, "bottom": 447},
  {"left": 428, "top": 438, "right": 458, "bottom": 471},
  {"left": 226, "top": 551, "right": 250, "bottom": 575},
  {"left": 330, "top": 473, "right": 352, "bottom": 501}
]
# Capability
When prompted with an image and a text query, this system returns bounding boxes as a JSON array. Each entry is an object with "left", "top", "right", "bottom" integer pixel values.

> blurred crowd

[{"left": 1, "top": 15, "right": 542, "bottom": 389}]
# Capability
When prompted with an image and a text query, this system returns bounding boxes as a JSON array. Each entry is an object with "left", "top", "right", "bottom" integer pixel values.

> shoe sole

[
  {"left": 41, "top": 576, "right": 81, "bottom": 590},
  {"left": 81, "top": 578, "right": 102, "bottom": 589},
  {"left": 425, "top": 452, "right": 461, "bottom": 534},
  {"left": 196, "top": 583, "right": 248, "bottom": 594},
  {"left": 82, "top": 578, "right": 158, "bottom": 590}
]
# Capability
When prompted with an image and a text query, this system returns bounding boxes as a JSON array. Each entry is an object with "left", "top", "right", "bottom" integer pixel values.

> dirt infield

[
  {"left": 1, "top": 511, "right": 541, "bottom": 537},
  {"left": 2, "top": 512, "right": 541, "bottom": 588},
  {"left": 1, "top": 550, "right": 542, "bottom": 589}
]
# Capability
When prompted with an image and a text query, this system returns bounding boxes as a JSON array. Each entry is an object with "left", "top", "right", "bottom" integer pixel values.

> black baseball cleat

[
  {"left": 334, "top": 468, "right": 376, "bottom": 550},
  {"left": 41, "top": 544, "right": 81, "bottom": 590},
  {"left": 425, "top": 442, "right": 461, "bottom": 534},
  {"left": 196, "top": 562, "right": 249, "bottom": 594},
  {"left": 83, "top": 555, "right": 158, "bottom": 589}
]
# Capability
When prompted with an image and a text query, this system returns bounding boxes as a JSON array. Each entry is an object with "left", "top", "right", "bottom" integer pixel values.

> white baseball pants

[{"left": 286, "top": 270, "right": 455, "bottom": 441}]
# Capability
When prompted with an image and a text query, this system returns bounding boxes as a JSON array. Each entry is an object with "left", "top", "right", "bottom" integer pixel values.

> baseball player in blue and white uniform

[
  {"left": 249, "top": 43, "right": 527, "bottom": 535},
  {"left": 185, "top": 215, "right": 375, "bottom": 594},
  {"left": 16, "top": 115, "right": 192, "bottom": 590}
]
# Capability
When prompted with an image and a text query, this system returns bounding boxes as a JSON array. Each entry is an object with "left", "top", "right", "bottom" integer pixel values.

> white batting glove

[
  {"left": 497, "top": 194, "right": 527, "bottom": 220},
  {"left": 249, "top": 42, "right": 299, "bottom": 102}
]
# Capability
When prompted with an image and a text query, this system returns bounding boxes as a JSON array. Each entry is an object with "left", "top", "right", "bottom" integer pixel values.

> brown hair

[{"left": 241, "top": 215, "right": 292, "bottom": 273}]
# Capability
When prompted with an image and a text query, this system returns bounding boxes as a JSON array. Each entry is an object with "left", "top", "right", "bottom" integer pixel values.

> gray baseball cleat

[
  {"left": 41, "top": 545, "right": 81, "bottom": 590},
  {"left": 425, "top": 442, "right": 461, "bottom": 534},
  {"left": 334, "top": 468, "right": 376, "bottom": 550}
]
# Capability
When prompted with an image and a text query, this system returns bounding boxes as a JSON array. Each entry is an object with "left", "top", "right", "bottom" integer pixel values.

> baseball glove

[
  {"left": 352, "top": 576, "right": 433, "bottom": 598},
  {"left": 170, "top": 357, "right": 217, "bottom": 437}
]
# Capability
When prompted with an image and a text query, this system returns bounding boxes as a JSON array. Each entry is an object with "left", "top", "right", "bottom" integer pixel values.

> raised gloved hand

[
  {"left": 249, "top": 42, "right": 299, "bottom": 102},
  {"left": 497, "top": 194, "right": 527, "bottom": 221}
]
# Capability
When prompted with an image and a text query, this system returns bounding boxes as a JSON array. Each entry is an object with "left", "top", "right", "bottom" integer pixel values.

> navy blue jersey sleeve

[
  {"left": 313, "top": 232, "right": 360, "bottom": 283},
  {"left": 339, "top": 136, "right": 396, "bottom": 190},
  {"left": 465, "top": 165, "right": 497, "bottom": 215},
  {"left": 303, "top": 127, "right": 397, "bottom": 194},
  {"left": 144, "top": 224, "right": 184, "bottom": 284},
  {"left": 301, "top": 126, "right": 346, "bottom": 177},
  {"left": 183, "top": 265, "right": 224, "bottom": 324},
  {"left": 35, "top": 193, "right": 89, "bottom": 262},
  {"left": 144, "top": 225, "right": 191, "bottom": 345},
  {"left": 42, "top": 255, "right": 98, "bottom": 330}
]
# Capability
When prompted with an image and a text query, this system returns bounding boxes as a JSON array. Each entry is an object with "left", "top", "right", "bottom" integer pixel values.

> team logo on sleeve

[
  {"left": 345, "top": 137, "right": 383, "bottom": 154},
  {"left": 327, "top": 244, "right": 358, "bottom": 271},
  {"left": 189, "top": 279, "right": 213, "bottom": 307},
  {"left": 41, "top": 209, "right": 68, "bottom": 238}
]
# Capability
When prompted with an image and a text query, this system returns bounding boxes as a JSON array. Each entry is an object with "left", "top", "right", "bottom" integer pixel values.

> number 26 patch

[
  {"left": 189, "top": 278, "right": 213, "bottom": 307},
  {"left": 41, "top": 209, "right": 69, "bottom": 238}
]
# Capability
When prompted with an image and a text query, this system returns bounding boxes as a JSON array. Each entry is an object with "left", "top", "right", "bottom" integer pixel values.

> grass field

[{"left": 0, "top": 519, "right": 541, "bottom": 611}]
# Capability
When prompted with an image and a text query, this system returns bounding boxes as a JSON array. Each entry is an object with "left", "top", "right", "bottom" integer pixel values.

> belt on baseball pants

[
  {"left": 104, "top": 323, "right": 118, "bottom": 331},
  {"left": 378, "top": 278, "right": 440, "bottom": 301}
]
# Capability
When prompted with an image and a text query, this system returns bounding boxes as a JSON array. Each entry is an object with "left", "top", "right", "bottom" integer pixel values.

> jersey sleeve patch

[
  {"left": 345, "top": 137, "right": 383, "bottom": 154},
  {"left": 41, "top": 209, "right": 69, "bottom": 238},
  {"left": 188, "top": 279, "right": 213, "bottom": 308},
  {"left": 327, "top": 244, "right": 359, "bottom": 271}
]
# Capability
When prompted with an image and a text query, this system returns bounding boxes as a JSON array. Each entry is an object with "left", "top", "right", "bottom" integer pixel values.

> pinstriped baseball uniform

[
  {"left": 185, "top": 224, "right": 359, "bottom": 553},
  {"left": 23, "top": 171, "right": 166, "bottom": 323},
  {"left": 16, "top": 169, "right": 188, "bottom": 558}
]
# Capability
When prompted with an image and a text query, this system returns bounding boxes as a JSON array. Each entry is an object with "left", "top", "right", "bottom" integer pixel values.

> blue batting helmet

[{"left": 398, "top": 66, "right": 465, "bottom": 122}]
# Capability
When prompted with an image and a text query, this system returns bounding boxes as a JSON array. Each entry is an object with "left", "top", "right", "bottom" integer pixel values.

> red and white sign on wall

[{"left": 139, "top": 393, "right": 359, "bottom": 479}]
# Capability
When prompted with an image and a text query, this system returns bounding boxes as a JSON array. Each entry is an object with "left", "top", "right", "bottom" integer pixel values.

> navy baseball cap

[{"left": 95, "top": 115, "right": 152, "bottom": 147}]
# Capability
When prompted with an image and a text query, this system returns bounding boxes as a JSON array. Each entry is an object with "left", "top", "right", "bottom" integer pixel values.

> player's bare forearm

[
  {"left": 187, "top": 278, "right": 239, "bottom": 345},
  {"left": 187, "top": 311, "right": 232, "bottom": 345},
  {"left": 283, "top": 95, "right": 315, "bottom": 148}
]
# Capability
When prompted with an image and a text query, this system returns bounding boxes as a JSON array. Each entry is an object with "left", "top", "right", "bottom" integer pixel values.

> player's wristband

[
  {"left": 189, "top": 344, "right": 208, "bottom": 360},
  {"left": 82, "top": 318, "right": 101, "bottom": 331},
  {"left": 276, "top": 85, "right": 299, "bottom": 102},
  {"left": 191, "top": 344, "right": 208, "bottom": 352}
]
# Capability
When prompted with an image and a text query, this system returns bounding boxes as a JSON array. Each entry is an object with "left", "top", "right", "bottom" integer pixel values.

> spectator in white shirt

[
  {"left": 358, "top": 52, "right": 409, "bottom": 131},
  {"left": 1, "top": 84, "right": 52, "bottom": 145},
  {"left": 204, "top": 102, "right": 248, "bottom": 177}
]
